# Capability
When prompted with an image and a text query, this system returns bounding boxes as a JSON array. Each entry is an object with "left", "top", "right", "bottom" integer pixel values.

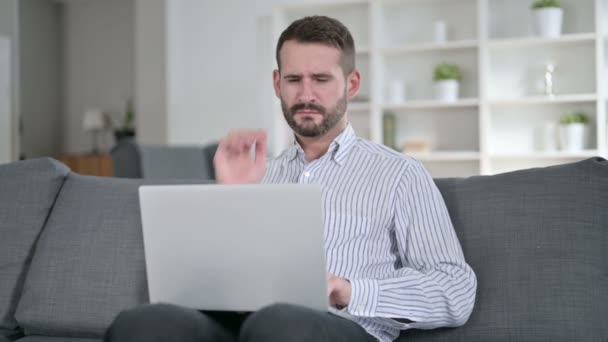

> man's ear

[
  {"left": 273, "top": 69, "right": 281, "bottom": 98},
  {"left": 347, "top": 70, "right": 361, "bottom": 100}
]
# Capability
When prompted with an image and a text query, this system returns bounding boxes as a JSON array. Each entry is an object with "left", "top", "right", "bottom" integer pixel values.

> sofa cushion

[
  {"left": 0, "top": 159, "right": 69, "bottom": 335},
  {"left": 16, "top": 337, "right": 99, "bottom": 342},
  {"left": 140, "top": 145, "right": 212, "bottom": 179},
  {"left": 400, "top": 157, "right": 608, "bottom": 342},
  {"left": 14, "top": 173, "right": 207, "bottom": 338}
]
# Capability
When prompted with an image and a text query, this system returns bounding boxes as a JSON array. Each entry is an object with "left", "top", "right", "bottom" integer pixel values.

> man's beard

[{"left": 281, "top": 92, "right": 347, "bottom": 137}]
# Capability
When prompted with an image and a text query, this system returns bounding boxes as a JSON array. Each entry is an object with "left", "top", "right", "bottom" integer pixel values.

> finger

[
  {"left": 223, "top": 131, "right": 244, "bottom": 154},
  {"left": 254, "top": 131, "right": 267, "bottom": 164},
  {"left": 233, "top": 135, "right": 255, "bottom": 155},
  {"left": 220, "top": 130, "right": 263, "bottom": 156},
  {"left": 327, "top": 282, "right": 334, "bottom": 297}
]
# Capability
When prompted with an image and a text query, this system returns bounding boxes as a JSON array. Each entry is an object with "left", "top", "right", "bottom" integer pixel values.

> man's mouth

[{"left": 295, "top": 110, "right": 322, "bottom": 116}]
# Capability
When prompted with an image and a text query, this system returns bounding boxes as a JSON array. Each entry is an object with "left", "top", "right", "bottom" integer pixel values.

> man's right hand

[{"left": 213, "top": 130, "right": 267, "bottom": 184}]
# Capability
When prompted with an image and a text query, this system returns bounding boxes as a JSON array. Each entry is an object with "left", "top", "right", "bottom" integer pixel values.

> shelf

[
  {"left": 384, "top": 98, "right": 479, "bottom": 110},
  {"left": 490, "top": 151, "right": 599, "bottom": 159},
  {"left": 272, "top": 0, "right": 607, "bottom": 177},
  {"left": 489, "top": 94, "right": 597, "bottom": 106},
  {"left": 406, "top": 151, "right": 480, "bottom": 161},
  {"left": 488, "top": 33, "right": 596, "bottom": 49},
  {"left": 380, "top": 40, "right": 478, "bottom": 54}
]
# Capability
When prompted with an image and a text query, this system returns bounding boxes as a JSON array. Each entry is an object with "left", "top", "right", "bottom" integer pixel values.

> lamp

[{"left": 83, "top": 108, "right": 107, "bottom": 154}]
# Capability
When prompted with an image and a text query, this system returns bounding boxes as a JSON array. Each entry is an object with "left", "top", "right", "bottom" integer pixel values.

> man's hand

[
  {"left": 214, "top": 130, "right": 267, "bottom": 184},
  {"left": 327, "top": 273, "right": 352, "bottom": 307}
]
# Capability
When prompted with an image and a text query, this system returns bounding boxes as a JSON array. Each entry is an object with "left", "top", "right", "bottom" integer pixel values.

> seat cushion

[
  {"left": 0, "top": 159, "right": 69, "bottom": 334},
  {"left": 399, "top": 157, "right": 608, "bottom": 341},
  {"left": 16, "top": 338, "right": 99, "bottom": 342},
  {"left": 15, "top": 173, "right": 207, "bottom": 338}
]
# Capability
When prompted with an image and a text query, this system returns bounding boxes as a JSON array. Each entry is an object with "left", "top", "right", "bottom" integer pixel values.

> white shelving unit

[{"left": 269, "top": 0, "right": 608, "bottom": 177}]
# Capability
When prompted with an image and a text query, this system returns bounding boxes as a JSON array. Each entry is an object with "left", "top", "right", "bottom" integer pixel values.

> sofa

[
  {"left": 110, "top": 138, "right": 218, "bottom": 180},
  {"left": 0, "top": 157, "right": 606, "bottom": 342}
]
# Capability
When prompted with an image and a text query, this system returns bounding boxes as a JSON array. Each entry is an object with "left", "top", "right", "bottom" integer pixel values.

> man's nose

[{"left": 297, "top": 79, "right": 317, "bottom": 103}]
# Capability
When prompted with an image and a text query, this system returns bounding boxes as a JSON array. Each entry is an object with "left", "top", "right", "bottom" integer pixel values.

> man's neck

[{"left": 296, "top": 121, "right": 348, "bottom": 162}]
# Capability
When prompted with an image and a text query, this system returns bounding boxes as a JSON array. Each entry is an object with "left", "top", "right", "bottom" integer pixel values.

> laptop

[{"left": 138, "top": 184, "right": 329, "bottom": 313}]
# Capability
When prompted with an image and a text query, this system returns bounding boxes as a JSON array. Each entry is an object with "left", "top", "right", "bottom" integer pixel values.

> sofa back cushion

[
  {"left": 14, "top": 172, "right": 207, "bottom": 338},
  {"left": 402, "top": 157, "right": 608, "bottom": 341},
  {"left": 0, "top": 159, "right": 68, "bottom": 337}
]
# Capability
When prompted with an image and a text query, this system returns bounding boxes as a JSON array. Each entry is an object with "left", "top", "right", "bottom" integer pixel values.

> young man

[{"left": 105, "top": 16, "right": 476, "bottom": 342}]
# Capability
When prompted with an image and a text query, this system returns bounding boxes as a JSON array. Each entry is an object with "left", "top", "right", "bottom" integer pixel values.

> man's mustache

[{"left": 290, "top": 102, "right": 326, "bottom": 115}]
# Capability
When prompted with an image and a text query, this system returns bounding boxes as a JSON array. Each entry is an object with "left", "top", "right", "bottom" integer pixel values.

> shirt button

[
  {"left": 304, "top": 171, "right": 311, "bottom": 177},
  {"left": 357, "top": 305, "right": 365, "bottom": 312}
]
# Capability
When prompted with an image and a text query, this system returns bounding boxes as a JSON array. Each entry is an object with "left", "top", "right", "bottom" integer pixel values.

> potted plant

[
  {"left": 114, "top": 98, "right": 136, "bottom": 141},
  {"left": 434, "top": 63, "right": 461, "bottom": 102},
  {"left": 532, "top": 0, "right": 563, "bottom": 38},
  {"left": 559, "top": 111, "right": 589, "bottom": 151}
]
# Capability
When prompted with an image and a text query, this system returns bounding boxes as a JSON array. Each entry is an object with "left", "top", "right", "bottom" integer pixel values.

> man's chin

[{"left": 293, "top": 124, "right": 323, "bottom": 137}]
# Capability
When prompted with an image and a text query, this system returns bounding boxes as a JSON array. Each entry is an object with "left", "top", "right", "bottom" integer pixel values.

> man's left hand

[{"left": 327, "top": 273, "right": 352, "bottom": 307}]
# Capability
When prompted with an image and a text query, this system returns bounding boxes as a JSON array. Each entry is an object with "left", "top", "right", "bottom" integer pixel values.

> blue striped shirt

[{"left": 261, "top": 124, "right": 477, "bottom": 341}]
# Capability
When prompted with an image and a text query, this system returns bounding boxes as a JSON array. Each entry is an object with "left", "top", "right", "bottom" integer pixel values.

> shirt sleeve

[{"left": 346, "top": 160, "right": 477, "bottom": 330}]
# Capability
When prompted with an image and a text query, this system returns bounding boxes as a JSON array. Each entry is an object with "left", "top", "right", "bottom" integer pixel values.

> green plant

[
  {"left": 532, "top": 0, "right": 561, "bottom": 9},
  {"left": 560, "top": 111, "right": 589, "bottom": 125},
  {"left": 434, "top": 63, "right": 462, "bottom": 82}
]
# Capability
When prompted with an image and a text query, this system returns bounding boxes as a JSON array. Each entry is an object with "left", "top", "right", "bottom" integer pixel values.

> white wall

[
  {"left": 62, "top": 0, "right": 134, "bottom": 153},
  {"left": 19, "top": 0, "right": 62, "bottom": 158},
  {"left": 0, "top": 37, "right": 11, "bottom": 164},
  {"left": 0, "top": 0, "right": 19, "bottom": 161},
  {"left": 165, "top": 0, "right": 312, "bottom": 147},
  {"left": 135, "top": 0, "right": 168, "bottom": 145}
]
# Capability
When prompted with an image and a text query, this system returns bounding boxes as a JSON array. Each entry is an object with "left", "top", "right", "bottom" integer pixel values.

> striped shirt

[{"left": 261, "top": 124, "right": 477, "bottom": 342}]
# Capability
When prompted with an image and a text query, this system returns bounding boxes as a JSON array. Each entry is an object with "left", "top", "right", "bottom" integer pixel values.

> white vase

[
  {"left": 559, "top": 123, "right": 587, "bottom": 152},
  {"left": 533, "top": 7, "right": 563, "bottom": 38},
  {"left": 386, "top": 81, "right": 406, "bottom": 104},
  {"left": 539, "top": 121, "right": 558, "bottom": 152},
  {"left": 434, "top": 80, "right": 459, "bottom": 102},
  {"left": 434, "top": 21, "right": 447, "bottom": 44}
]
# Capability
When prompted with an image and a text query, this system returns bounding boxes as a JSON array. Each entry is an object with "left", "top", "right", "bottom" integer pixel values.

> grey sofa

[
  {"left": 110, "top": 138, "right": 219, "bottom": 180},
  {"left": 1, "top": 157, "right": 607, "bottom": 342}
]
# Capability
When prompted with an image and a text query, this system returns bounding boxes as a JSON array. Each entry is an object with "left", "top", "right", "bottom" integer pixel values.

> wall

[
  {"left": 0, "top": 36, "right": 11, "bottom": 164},
  {"left": 0, "top": 0, "right": 19, "bottom": 161},
  {"left": 19, "top": 0, "right": 62, "bottom": 158},
  {"left": 62, "top": 0, "right": 134, "bottom": 153},
  {"left": 165, "top": 0, "right": 312, "bottom": 148},
  {"left": 134, "top": 0, "right": 168, "bottom": 145}
]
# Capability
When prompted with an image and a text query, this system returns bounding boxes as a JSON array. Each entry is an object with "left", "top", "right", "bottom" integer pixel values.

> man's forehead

[{"left": 279, "top": 41, "right": 341, "bottom": 60}]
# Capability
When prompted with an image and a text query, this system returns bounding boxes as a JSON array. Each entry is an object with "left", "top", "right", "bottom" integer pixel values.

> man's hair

[{"left": 275, "top": 15, "right": 355, "bottom": 75}]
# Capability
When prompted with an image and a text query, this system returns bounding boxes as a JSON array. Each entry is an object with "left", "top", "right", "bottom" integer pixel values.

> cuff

[{"left": 346, "top": 278, "right": 379, "bottom": 317}]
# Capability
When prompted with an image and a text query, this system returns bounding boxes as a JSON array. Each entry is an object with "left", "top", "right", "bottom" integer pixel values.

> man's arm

[{"left": 346, "top": 160, "right": 477, "bottom": 329}]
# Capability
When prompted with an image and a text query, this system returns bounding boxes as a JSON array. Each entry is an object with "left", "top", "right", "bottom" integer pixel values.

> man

[{"left": 105, "top": 15, "right": 476, "bottom": 342}]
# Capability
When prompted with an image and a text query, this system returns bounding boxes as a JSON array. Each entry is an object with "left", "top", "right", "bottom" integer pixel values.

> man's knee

[
  {"left": 104, "top": 303, "right": 223, "bottom": 342},
  {"left": 239, "top": 303, "right": 318, "bottom": 341}
]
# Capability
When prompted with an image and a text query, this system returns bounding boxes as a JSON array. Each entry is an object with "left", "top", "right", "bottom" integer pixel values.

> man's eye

[
  {"left": 287, "top": 78, "right": 300, "bottom": 83},
  {"left": 316, "top": 78, "right": 329, "bottom": 83}
]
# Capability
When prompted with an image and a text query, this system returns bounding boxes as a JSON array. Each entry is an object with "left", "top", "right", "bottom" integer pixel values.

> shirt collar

[{"left": 286, "top": 124, "right": 357, "bottom": 166}]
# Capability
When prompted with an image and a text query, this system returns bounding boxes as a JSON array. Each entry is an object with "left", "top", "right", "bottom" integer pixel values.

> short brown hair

[{"left": 275, "top": 15, "right": 356, "bottom": 75}]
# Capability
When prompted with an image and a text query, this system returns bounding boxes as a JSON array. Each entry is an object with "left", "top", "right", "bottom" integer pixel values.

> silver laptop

[{"left": 139, "top": 184, "right": 329, "bottom": 312}]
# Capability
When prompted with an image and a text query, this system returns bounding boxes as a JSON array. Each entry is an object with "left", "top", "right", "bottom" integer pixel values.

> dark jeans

[{"left": 104, "top": 303, "right": 377, "bottom": 342}]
